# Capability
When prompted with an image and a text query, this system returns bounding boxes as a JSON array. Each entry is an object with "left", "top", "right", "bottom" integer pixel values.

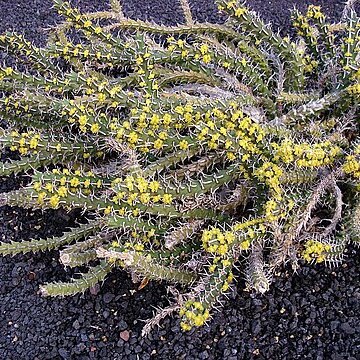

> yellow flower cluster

[
  {"left": 263, "top": 199, "right": 280, "bottom": 222},
  {"left": 167, "top": 37, "right": 187, "bottom": 55},
  {"left": 32, "top": 169, "right": 102, "bottom": 208},
  {"left": 115, "top": 103, "right": 200, "bottom": 152},
  {"left": 262, "top": 197, "right": 295, "bottom": 222},
  {"left": 234, "top": 7, "right": 248, "bottom": 18},
  {"left": 179, "top": 264, "right": 234, "bottom": 331},
  {"left": 134, "top": 51, "right": 161, "bottom": 94},
  {"left": 343, "top": 155, "right": 360, "bottom": 178},
  {"left": 272, "top": 139, "right": 342, "bottom": 168},
  {"left": 292, "top": 14, "right": 317, "bottom": 44},
  {"left": 306, "top": 5, "right": 325, "bottom": 21},
  {"left": 234, "top": 115, "right": 264, "bottom": 151},
  {"left": 66, "top": 100, "right": 104, "bottom": 134},
  {"left": 231, "top": 218, "right": 267, "bottom": 249},
  {"left": 218, "top": 1, "right": 248, "bottom": 18},
  {"left": 347, "top": 82, "right": 360, "bottom": 97},
  {"left": 111, "top": 175, "right": 172, "bottom": 207},
  {"left": 109, "top": 98, "right": 267, "bottom": 158},
  {"left": 232, "top": 218, "right": 265, "bottom": 232},
  {"left": 110, "top": 227, "right": 157, "bottom": 251},
  {"left": 123, "top": 241, "right": 145, "bottom": 253},
  {"left": 0, "top": 33, "right": 37, "bottom": 58},
  {"left": 166, "top": 36, "right": 213, "bottom": 64},
  {"left": 221, "top": 270, "right": 234, "bottom": 292},
  {"left": 254, "top": 162, "right": 283, "bottom": 197},
  {"left": 51, "top": 6, "right": 117, "bottom": 64},
  {"left": 197, "top": 43, "right": 212, "bottom": 64},
  {"left": 117, "top": 103, "right": 265, "bottom": 156},
  {"left": 195, "top": 106, "right": 264, "bottom": 161},
  {"left": 125, "top": 228, "right": 156, "bottom": 246},
  {"left": 208, "top": 255, "right": 232, "bottom": 273},
  {"left": 179, "top": 301, "right": 210, "bottom": 330},
  {"left": 292, "top": 5, "right": 325, "bottom": 45},
  {"left": 302, "top": 240, "right": 331, "bottom": 263},
  {"left": 8, "top": 130, "right": 41, "bottom": 156},
  {"left": 57, "top": 42, "right": 101, "bottom": 63},
  {"left": 201, "top": 228, "right": 235, "bottom": 255},
  {"left": 0, "top": 66, "right": 14, "bottom": 79},
  {"left": 302, "top": 55, "right": 319, "bottom": 73}
]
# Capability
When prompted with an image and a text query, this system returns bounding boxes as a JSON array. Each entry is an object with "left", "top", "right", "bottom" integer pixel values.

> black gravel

[{"left": 0, "top": 1, "right": 359, "bottom": 359}]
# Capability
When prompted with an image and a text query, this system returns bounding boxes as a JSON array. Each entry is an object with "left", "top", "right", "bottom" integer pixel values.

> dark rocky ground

[{"left": 0, "top": 0, "right": 359, "bottom": 359}]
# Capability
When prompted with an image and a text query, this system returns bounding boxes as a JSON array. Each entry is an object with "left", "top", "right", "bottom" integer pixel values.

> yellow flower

[
  {"left": 29, "top": 137, "right": 39, "bottom": 149},
  {"left": 202, "top": 54, "right": 212, "bottom": 63},
  {"left": 19, "top": 138, "right": 26, "bottom": 147},
  {"left": 227, "top": 1, "right": 236, "bottom": 10},
  {"left": 70, "top": 177, "right": 80, "bottom": 187},
  {"left": 104, "top": 206, "right": 112, "bottom": 215},
  {"left": 235, "top": 7, "right": 247, "bottom": 17},
  {"left": 240, "top": 240, "right": 250, "bottom": 250},
  {"left": 57, "top": 186, "right": 68, "bottom": 197},
  {"left": 180, "top": 322, "right": 192, "bottom": 331},
  {"left": 177, "top": 39, "right": 184, "bottom": 48},
  {"left": 127, "top": 193, "right": 138, "bottom": 205},
  {"left": 128, "top": 131, "right": 138, "bottom": 144},
  {"left": 4, "top": 67, "right": 13, "bottom": 76},
  {"left": 78, "top": 115, "right": 88, "bottom": 126},
  {"left": 49, "top": 195, "right": 60, "bottom": 208},
  {"left": 226, "top": 152, "right": 236, "bottom": 161},
  {"left": 98, "top": 93, "right": 106, "bottom": 102},
  {"left": 139, "top": 193, "right": 151, "bottom": 204},
  {"left": 136, "top": 177, "right": 148, "bottom": 193},
  {"left": 45, "top": 183, "right": 54, "bottom": 193},
  {"left": 221, "top": 282, "right": 229, "bottom": 292},
  {"left": 153, "top": 139, "right": 164, "bottom": 150},
  {"left": 59, "top": 176, "right": 67, "bottom": 186},
  {"left": 179, "top": 139, "right": 189, "bottom": 150},
  {"left": 175, "top": 106, "right": 184, "bottom": 115},
  {"left": 37, "top": 192, "right": 47, "bottom": 205},
  {"left": 83, "top": 20, "right": 92, "bottom": 28},
  {"left": 33, "top": 182, "right": 42, "bottom": 192},
  {"left": 162, "top": 114, "right": 172, "bottom": 126},
  {"left": 200, "top": 44, "right": 209, "bottom": 55},
  {"left": 222, "top": 61, "right": 231, "bottom": 68},
  {"left": 19, "top": 146, "right": 28, "bottom": 155},
  {"left": 136, "top": 56, "right": 143, "bottom": 65},
  {"left": 149, "top": 181, "right": 160, "bottom": 192},
  {"left": 90, "top": 123, "right": 100, "bottom": 134},
  {"left": 158, "top": 131, "right": 168, "bottom": 140},
  {"left": 162, "top": 194, "right": 173, "bottom": 204}
]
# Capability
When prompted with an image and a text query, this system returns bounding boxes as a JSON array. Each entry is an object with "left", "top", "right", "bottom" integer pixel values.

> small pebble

[{"left": 119, "top": 330, "right": 130, "bottom": 342}]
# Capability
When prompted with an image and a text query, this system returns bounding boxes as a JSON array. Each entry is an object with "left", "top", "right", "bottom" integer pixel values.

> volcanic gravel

[{"left": 0, "top": 0, "right": 359, "bottom": 359}]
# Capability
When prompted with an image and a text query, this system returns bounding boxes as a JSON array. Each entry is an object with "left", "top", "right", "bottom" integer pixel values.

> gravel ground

[{"left": 0, "top": 0, "right": 359, "bottom": 359}]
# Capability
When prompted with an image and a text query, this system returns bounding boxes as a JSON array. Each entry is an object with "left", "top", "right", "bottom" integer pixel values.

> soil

[{"left": 0, "top": 1, "right": 359, "bottom": 359}]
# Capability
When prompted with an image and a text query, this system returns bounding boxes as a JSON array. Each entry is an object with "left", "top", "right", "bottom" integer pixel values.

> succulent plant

[{"left": 0, "top": 0, "right": 359, "bottom": 333}]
